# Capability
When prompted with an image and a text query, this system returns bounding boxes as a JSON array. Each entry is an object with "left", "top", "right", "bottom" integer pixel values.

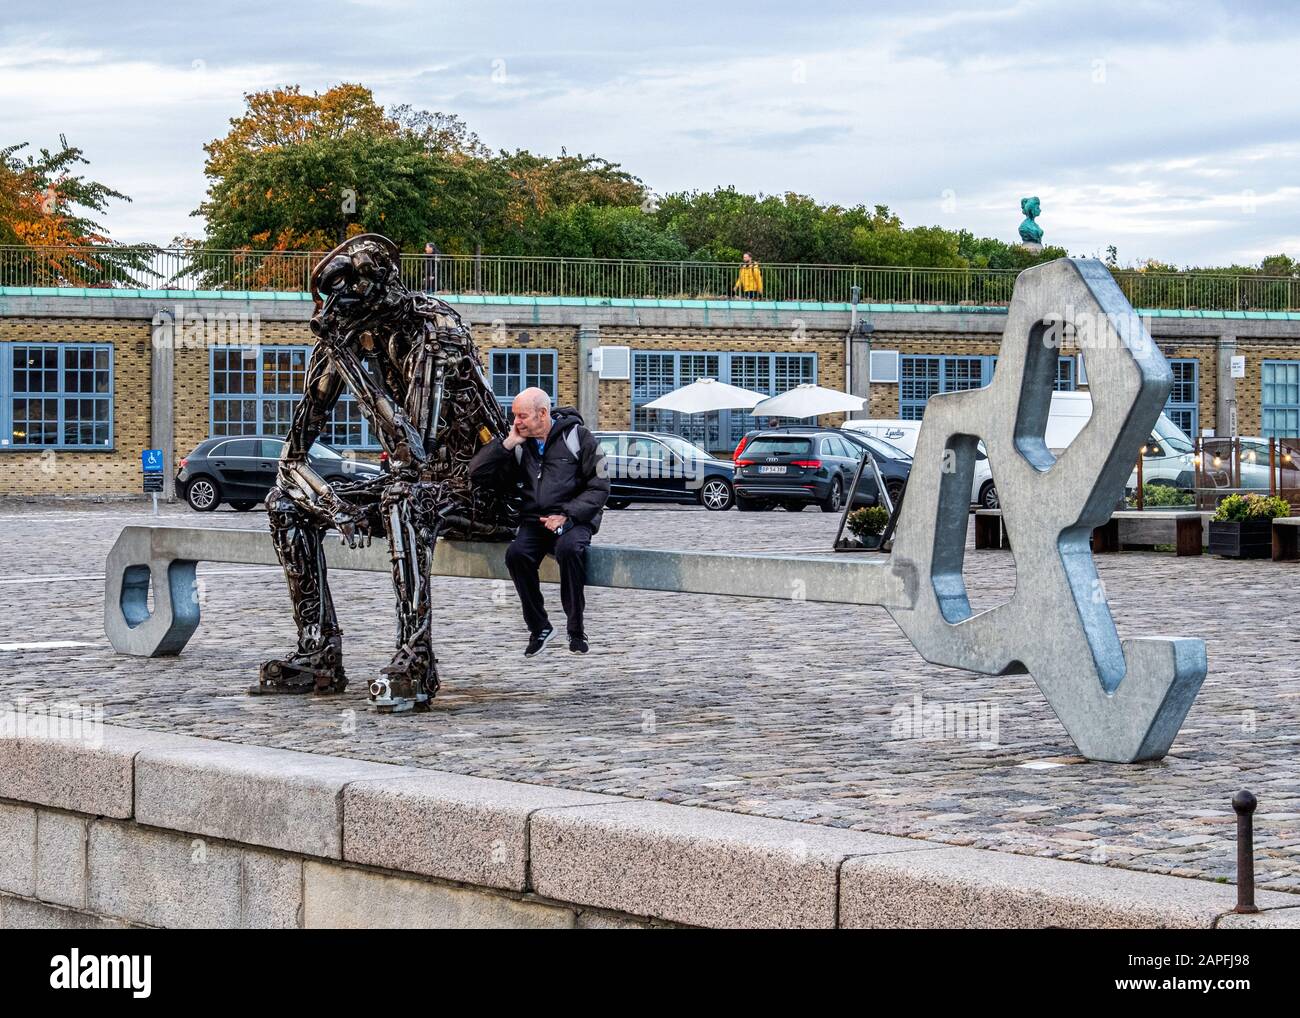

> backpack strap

[{"left": 564, "top": 428, "right": 581, "bottom": 458}]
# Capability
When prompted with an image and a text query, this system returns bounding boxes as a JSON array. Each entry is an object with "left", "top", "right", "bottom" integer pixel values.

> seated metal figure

[{"left": 255, "top": 234, "right": 517, "bottom": 713}]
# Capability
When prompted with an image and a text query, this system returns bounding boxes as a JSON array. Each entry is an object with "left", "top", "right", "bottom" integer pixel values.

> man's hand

[
  {"left": 540, "top": 514, "right": 567, "bottom": 532},
  {"left": 502, "top": 418, "right": 526, "bottom": 450}
]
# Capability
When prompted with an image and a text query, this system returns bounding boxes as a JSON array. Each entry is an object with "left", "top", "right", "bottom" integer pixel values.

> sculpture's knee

[{"left": 266, "top": 487, "right": 302, "bottom": 529}]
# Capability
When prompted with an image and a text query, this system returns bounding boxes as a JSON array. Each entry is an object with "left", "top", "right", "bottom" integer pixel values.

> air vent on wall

[
  {"left": 590, "top": 345, "right": 631, "bottom": 379},
  {"left": 869, "top": 350, "right": 900, "bottom": 383}
]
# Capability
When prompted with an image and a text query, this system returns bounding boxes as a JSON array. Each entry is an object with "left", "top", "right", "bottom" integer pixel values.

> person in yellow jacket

[{"left": 734, "top": 252, "right": 763, "bottom": 299}]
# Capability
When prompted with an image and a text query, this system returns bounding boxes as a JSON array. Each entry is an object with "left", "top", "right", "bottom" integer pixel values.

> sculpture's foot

[
  {"left": 366, "top": 650, "right": 438, "bottom": 714},
  {"left": 253, "top": 643, "right": 348, "bottom": 697}
]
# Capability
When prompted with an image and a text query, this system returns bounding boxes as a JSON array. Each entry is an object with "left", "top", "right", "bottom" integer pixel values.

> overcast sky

[{"left": 3, "top": 0, "right": 1298, "bottom": 266}]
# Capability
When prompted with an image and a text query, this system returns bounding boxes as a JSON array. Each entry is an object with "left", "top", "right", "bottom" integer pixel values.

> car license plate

[{"left": 759, "top": 465, "right": 786, "bottom": 474}]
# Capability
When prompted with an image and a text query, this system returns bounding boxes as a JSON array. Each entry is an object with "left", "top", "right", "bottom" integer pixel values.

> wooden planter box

[{"left": 1208, "top": 519, "right": 1274, "bottom": 559}]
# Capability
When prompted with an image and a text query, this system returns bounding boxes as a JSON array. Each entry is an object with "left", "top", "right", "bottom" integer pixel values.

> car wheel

[
  {"left": 699, "top": 478, "right": 734, "bottom": 511},
  {"left": 886, "top": 479, "right": 907, "bottom": 511},
  {"left": 736, "top": 496, "right": 773, "bottom": 512},
  {"left": 979, "top": 480, "right": 999, "bottom": 510},
  {"left": 819, "top": 477, "right": 843, "bottom": 513},
  {"left": 230, "top": 500, "right": 259, "bottom": 512},
  {"left": 186, "top": 476, "right": 220, "bottom": 512},
  {"left": 607, "top": 499, "right": 632, "bottom": 510}
]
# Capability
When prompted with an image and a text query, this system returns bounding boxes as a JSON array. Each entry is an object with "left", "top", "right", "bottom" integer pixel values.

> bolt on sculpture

[{"left": 255, "top": 234, "right": 517, "bottom": 713}]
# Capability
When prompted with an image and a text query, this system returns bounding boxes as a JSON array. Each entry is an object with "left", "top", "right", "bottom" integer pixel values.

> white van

[
  {"left": 843, "top": 419, "right": 997, "bottom": 507},
  {"left": 844, "top": 392, "right": 1198, "bottom": 508},
  {"left": 1042, "top": 392, "right": 1197, "bottom": 492}
]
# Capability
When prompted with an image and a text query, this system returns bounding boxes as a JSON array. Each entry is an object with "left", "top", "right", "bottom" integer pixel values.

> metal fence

[{"left": 3, "top": 244, "right": 1299, "bottom": 310}]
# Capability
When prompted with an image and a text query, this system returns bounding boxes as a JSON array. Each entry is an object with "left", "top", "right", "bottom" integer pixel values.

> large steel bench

[
  {"left": 103, "top": 525, "right": 912, "bottom": 657},
  {"left": 97, "top": 259, "right": 1213, "bottom": 766}
]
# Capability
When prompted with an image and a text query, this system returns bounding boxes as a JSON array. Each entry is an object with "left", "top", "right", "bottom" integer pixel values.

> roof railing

[{"left": 1, "top": 244, "right": 1297, "bottom": 311}]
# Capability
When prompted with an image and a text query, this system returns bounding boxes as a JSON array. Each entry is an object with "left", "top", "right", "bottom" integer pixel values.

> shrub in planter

[
  {"left": 1209, "top": 493, "right": 1291, "bottom": 558},
  {"left": 1127, "top": 483, "right": 1193, "bottom": 508},
  {"left": 841, "top": 505, "right": 890, "bottom": 549}
]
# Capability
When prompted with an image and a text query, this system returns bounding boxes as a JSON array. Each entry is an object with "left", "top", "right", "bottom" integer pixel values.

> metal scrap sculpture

[{"left": 255, "top": 234, "right": 517, "bottom": 713}]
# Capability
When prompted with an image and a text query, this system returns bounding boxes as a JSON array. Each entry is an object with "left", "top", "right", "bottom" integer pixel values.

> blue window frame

[
  {"left": 0, "top": 342, "right": 114, "bottom": 451},
  {"left": 631, "top": 351, "right": 817, "bottom": 450},
  {"left": 489, "top": 349, "right": 558, "bottom": 418},
  {"left": 1165, "top": 358, "right": 1199, "bottom": 436},
  {"left": 899, "top": 355, "right": 995, "bottom": 419},
  {"left": 208, "top": 346, "right": 376, "bottom": 448},
  {"left": 1055, "top": 355, "right": 1076, "bottom": 391},
  {"left": 1261, "top": 360, "right": 1300, "bottom": 439}
]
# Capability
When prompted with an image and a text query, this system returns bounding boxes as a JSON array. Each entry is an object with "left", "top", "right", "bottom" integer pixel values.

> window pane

[
  {"left": 491, "top": 349, "right": 558, "bottom": 418},
  {"left": 5, "top": 344, "right": 113, "bottom": 448}
]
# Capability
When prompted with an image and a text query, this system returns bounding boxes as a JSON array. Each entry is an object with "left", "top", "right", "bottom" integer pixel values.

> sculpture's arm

[{"left": 276, "top": 346, "right": 372, "bottom": 546}]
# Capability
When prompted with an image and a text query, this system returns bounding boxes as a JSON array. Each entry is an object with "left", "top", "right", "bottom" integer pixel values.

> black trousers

[{"left": 504, "top": 521, "right": 593, "bottom": 637}]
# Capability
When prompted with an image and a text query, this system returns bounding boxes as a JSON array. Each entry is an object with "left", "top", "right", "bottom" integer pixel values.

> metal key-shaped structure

[
  {"left": 886, "top": 258, "right": 1206, "bottom": 762},
  {"left": 104, "top": 256, "right": 1206, "bottom": 763}
]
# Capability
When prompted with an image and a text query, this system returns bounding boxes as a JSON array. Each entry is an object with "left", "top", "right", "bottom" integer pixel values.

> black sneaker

[
  {"left": 569, "top": 633, "right": 589, "bottom": 654},
  {"left": 525, "top": 627, "right": 555, "bottom": 657}
]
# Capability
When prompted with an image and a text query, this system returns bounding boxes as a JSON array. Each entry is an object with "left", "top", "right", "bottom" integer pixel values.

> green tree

[{"left": 0, "top": 135, "right": 147, "bottom": 285}]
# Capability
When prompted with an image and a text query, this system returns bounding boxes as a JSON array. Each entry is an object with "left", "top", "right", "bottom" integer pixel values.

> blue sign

[{"left": 141, "top": 449, "right": 164, "bottom": 473}]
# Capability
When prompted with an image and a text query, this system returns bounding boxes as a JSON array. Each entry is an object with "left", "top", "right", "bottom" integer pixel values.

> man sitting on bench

[{"left": 469, "top": 388, "right": 609, "bottom": 655}]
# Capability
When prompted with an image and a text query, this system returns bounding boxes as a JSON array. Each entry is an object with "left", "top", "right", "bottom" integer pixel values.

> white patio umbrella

[
  {"left": 751, "top": 383, "right": 865, "bottom": 419},
  {"left": 642, "top": 377, "right": 767, "bottom": 414}
]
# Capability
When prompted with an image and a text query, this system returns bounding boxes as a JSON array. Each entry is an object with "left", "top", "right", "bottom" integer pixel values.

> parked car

[
  {"left": 1044, "top": 392, "right": 1198, "bottom": 492},
  {"left": 177, "top": 436, "right": 382, "bottom": 512},
  {"left": 844, "top": 393, "right": 1203, "bottom": 508},
  {"left": 843, "top": 418, "right": 997, "bottom": 508},
  {"left": 732, "top": 426, "right": 910, "bottom": 512},
  {"left": 593, "top": 431, "right": 736, "bottom": 511}
]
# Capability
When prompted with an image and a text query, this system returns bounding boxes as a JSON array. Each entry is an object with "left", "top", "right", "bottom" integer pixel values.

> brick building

[{"left": 0, "top": 287, "right": 1296, "bottom": 497}]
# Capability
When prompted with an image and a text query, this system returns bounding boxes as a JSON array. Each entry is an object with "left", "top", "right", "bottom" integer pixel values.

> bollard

[{"left": 1232, "top": 789, "right": 1259, "bottom": 914}]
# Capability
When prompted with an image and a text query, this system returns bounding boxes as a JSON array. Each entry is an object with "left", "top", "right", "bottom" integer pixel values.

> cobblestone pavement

[{"left": 0, "top": 496, "right": 1297, "bottom": 892}]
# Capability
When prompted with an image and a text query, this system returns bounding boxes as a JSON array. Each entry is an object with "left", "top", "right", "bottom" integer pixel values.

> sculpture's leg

[
  {"left": 254, "top": 488, "right": 348, "bottom": 695},
  {"left": 367, "top": 481, "right": 438, "bottom": 713}
]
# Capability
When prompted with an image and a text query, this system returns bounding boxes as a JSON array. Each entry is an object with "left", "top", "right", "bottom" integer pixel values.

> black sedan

[
  {"left": 176, "top": 436, "right": 382, "bottom": 512},
  {"left": 593, "top": 431, "right": 736, "bottom": 511},
  {"left": 732, "top": 426, "right": 910, "bottom": 512}
]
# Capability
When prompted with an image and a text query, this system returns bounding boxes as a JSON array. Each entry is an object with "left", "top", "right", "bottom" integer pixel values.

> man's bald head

[{"left": 511, "top": 387, "right": 552, "bottom": 438}]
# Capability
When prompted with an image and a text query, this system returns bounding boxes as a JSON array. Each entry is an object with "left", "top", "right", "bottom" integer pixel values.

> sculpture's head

[
  {"left": 1020, "top": 196, "right": 1041, "bottom": 219},
  {"left": 310, "top": 234, "right": 405, "bottom": 318}
]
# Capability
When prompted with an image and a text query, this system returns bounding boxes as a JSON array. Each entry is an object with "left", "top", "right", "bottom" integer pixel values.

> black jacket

[{"left": 469, "top": 407, "right": 609, "bottom": 533}]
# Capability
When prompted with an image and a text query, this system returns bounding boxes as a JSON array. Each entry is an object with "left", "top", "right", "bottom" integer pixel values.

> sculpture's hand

[
  {"left": 329, "top": 500, "right": 372, "bottom": 549},
  {"left": 318, "top": 484, "right": 372, "bottom": 548}
]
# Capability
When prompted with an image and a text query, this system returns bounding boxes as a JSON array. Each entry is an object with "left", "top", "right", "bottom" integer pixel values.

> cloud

[{"left": 2, "top": 0, "right": 1297, "bottom": 263}]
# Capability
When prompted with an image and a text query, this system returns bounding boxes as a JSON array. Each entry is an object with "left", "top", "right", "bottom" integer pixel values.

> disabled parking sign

[{"left": 142, "top": 449, "right": 164, "bottom": 497}]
